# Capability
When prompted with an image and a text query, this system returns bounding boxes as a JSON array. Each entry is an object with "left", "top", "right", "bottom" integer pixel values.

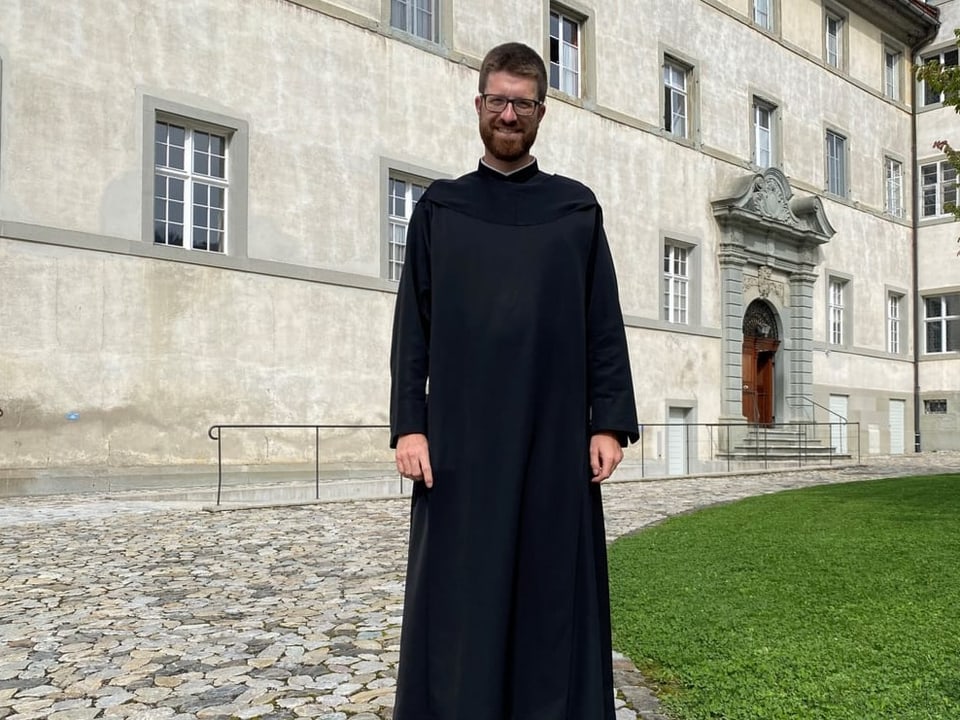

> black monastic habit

[{"left": 390, "top": 160, "right": 639, "bottom": 720}]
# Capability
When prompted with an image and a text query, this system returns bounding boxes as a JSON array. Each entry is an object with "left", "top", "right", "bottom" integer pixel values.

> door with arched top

[{"left": 742, "top": 300, "right": 780, "bottom": 425}]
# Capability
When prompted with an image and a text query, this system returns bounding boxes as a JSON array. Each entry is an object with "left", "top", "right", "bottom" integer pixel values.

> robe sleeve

[
  {"left": 586, "top": 207, "right": 640, "bottom": 446},
  {"left": 389, "top": 200, "right": 432, "bottom": 449}
]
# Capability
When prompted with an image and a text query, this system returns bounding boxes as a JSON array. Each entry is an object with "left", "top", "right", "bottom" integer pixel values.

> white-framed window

[
  {"left": 390, "top": 0, "right": 438, "bottom": 42},
  {"left": 826, "top": 130, "right": 847, "bottom": 196},
  {"left": 884, "top": 47, "right": 902, "bottom": 100},
  {"left": 549, "top": 8, "right": 580, "bottom": 96},
  {"left": 753, "top": 0, "right": 773, "bottom": 30},
  {"left": 663, "top": 58, "right": 689, "bottom": 138},
  {"left": 829, "top": 278, "right": 846, "bottom": 345},
  {"left": 884, "top": 156, "right": 903, "bottom": 218},
  {"left": 387, "top": 173, "right": 430, "bottom": 282},
  {"left": 888, "top": 293, "right": 902, "bottom": 354},
  {"left": 825, "top": 11, "right": 844, "bottom": 69},
  {"left": 920, "top": 160, "right": 958, "bottom": 218},
  {"left": 154, "top": 119, "right": 228, "bottom": 252},
  {"left": 663, "top": 243, "right": 689, "bottom": 324},
  {"left": 920, "top": 48, "right": 959, "bottom": 107},
  {"left": 924, "top": 294, "right": 960, "bottom": 353},
  {"left": 753, "top": 98, "right": 775, "bottom": 168}
]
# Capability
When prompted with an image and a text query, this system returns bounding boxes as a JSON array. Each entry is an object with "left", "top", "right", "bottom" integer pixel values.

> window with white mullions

[
  {"left": 826, "top": 130, "right": 847, "bottom": 196},
  {"left": 921, "top": 160, "right": 957, "bottom": 217},
  {"left": 753, "top": 99, "right": 775, "bottom": 168},
  {"left": 884, "top": 157, "right": 903, "bottom": 218},
  {"left": 753, "top": 0, "right": 772, "bottom": 30},
  {"left": 888, "top": 293, "right": 901, "bottom": 354},
  {"left": 663, "top": 60, "right": 688, "bottom": 138},
  {"left": 391, "top": 0, "right": 437, "bottom": 42},
  {"left": 154, "top": 120, "right": 227, "bottom": 253},
  {"left": 388, "top": 176, "right": 428, "bottom": 282},
  {"left": 884, "top": 48, "right": 901, "bottom": 100},
  {"left": 663, "top": 244, "right": 689, "bottom": 324},
  {"left": 825, "top": 12, "right": 843, "bottom": 68},
  {"left": 829, "top": 279, "right": 845, "bottom": 345},
  {"left": 921, "top": 49, "right": 959, "bottom": 106},
  {"left": 549, "top": 9, "right": 580, "bottom": 96},
  {"left": 924, "top": 294, "right": 960, "bottom": 353}
]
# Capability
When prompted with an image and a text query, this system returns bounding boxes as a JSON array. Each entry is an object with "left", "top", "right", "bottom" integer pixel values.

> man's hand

[
  {"left": 396, "top": 433, "right": 434, "bottom": 488},
  {"left": 590, "top": 431, "right": 623, "bottom": 483}
]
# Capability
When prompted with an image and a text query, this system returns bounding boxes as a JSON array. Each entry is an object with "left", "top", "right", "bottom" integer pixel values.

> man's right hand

[{"left": 396, "top": 433, "right": 434, "bottom": 488}]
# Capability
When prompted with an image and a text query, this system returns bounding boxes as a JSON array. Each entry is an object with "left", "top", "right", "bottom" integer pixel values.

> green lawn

[{"left": 608, "top": 474, "right": 960, "bottom": 720}]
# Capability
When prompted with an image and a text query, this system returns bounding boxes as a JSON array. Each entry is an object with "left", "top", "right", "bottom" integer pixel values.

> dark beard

[{"left": 480, "top": 122, "right": 537, "bottom": 162}]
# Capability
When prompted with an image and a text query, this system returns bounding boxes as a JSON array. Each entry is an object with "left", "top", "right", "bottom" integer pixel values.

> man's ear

[{"left": 475, "top": 95, "right": 483, "bottom": 114}]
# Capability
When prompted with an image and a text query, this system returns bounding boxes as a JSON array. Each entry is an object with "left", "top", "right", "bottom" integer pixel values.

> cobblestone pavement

[{"left": 1, "top": 453, "right": 957, "bottom": 720}]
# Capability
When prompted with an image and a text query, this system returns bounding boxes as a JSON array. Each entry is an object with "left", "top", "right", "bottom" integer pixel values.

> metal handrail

[
  {"left": 786, "top": 394, "right": 847, "bottom": 424},
  {"left": 208, "top": 423, "right": 390, "bottom": 505}
]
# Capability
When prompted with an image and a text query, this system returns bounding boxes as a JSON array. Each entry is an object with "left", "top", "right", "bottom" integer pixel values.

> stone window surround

[
  {"left": 659, "top": 231, "right": 701, "bottom": 327},
  {"left": 381, "top": 0, "right": 453, "bottom": 49},
  {"left": 544, "top": 0, "right": 596, "bottom": 102},
  {"left": 749, "top": 90, "right": 783, "bottom": 169},
  {"left": 659, "top": 44, "right": 701, "bottom": 147},
  {"left": 825, "top": 270, "right": 853, "bottom": 348},
  {"left": 883, "top": 152, "right": 905, "bottom": 218},
  {"left": 751, "top": 0, "right": 779, "bottom": 34},
  {"left": 379, "top": 158, "right": 447, "bottom": 281},
  {"left": 885, "top": 285, "right": 908, "bottom": 357},
  {"left": 823, "top": 3, "right": 849, "bottom": 73},
  {"left": 824, "top": 124, "right": 851, "bottom": 198},
  {"left": 141, "top": 96, "right": 249, "bottom": 258},
  {"left": 881, "top": 38, "right": 904, "bottom": 102}
]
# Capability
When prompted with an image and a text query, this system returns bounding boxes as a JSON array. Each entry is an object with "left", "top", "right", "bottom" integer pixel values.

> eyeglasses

[{"left": 480, "top": 94, "right": 542, "bottom": 116}]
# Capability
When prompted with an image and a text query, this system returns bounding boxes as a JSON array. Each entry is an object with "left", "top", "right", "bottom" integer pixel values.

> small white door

[
  {"left": 889, "top": 399, "right": 905, "bottom": 455},
  {"left": 667, "top": 407, "right": 688, "bottom": 475},
  {"left": 829, "top": 394, "right": 848, "bottom": 455}
]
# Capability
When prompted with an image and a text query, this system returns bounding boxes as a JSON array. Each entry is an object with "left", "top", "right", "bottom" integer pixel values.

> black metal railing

[{"left": 208, "top": 423, "right": 390, "bottom": 505}]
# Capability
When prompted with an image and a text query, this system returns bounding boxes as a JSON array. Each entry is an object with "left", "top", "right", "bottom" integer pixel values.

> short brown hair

[{"left": 478, "top": 42, "right": 548, "bottom": 102}]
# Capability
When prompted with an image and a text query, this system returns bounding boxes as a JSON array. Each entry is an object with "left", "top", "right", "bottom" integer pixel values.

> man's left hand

[{"left": 590, "top": 431, "right": 623, "bottom": 483}]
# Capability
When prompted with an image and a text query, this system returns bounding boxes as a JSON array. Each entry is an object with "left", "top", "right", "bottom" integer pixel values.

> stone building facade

[{"left": 0, "top": 0, "right": 956, "bottom": 483}]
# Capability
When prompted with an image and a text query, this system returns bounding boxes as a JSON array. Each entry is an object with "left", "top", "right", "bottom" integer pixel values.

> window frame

[
  {"left": 141, "top": 96, "right": 248, "bottom": 257},
  {"left": 380, "top": 159, "right": 445, "bottom": 282},
  {"left": 548, "top": 6, "right": 582, "bottom": 97},
  {"left": 886, "top": 289, "right": 905, "bottom": 355},
  {"left": 751, "top": 94, "right": 780, "bottom": 169},
  {"left": 659, "top": 232, "right": 701, "bottom": 326},
  {"left": 826, "top": 273, "right": 852, "bottom": 347},
  {"left": 884, "top": 155, "right": 904, "bottom": 218},
  {"left": 919, "top": 46, "right": 959, "bottom": 108},
  {"left": 883, "top": 43, "right": 903, "bottom": 102},
  {"left": 751, "top": 0, "right": 777, "bottom": 32},
  {"left": 825, "top": 128, "right": 849, "bottom": 198},
  {"left": 923, "top": 293, "right": 960, "bottom": 355},
  {"left": 385, "top": 0, "right": 446, "bottom": 45},
  {"left": 823, "top": 6, "right": 847, "bottom": 71},
  {"left": 660, "top": 47, "right": 699, "bottom": 144},
  {"left": 920, "top": 159, "right": 958, "bottom": 218}
]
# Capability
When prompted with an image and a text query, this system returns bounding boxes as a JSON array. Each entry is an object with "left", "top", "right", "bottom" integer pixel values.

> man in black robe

[{"left": 389, "top": 42, "right": 639, "bottom": 720}]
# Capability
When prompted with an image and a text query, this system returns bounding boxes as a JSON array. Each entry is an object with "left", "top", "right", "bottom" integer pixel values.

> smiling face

[{"left": 475, "top": 70, "right": 546, "bottom": 172}]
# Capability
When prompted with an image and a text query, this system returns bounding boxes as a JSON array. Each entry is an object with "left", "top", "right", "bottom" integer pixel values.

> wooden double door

[{"left": 742, "top": 336, "right": 779, "bottom": 425}]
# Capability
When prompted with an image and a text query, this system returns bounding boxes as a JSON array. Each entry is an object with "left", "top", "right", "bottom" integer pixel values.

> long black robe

[{"left": 390, "top": 160, "right": 639, "bottom": 720}]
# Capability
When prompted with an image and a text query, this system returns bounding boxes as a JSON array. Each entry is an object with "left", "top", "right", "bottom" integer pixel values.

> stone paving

[{"left": 1, "top": 453, "right": 957, "bottom": 720}]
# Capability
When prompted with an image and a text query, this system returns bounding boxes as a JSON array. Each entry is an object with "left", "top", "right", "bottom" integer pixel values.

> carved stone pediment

[{"left": 712, "top": 168, "right": 835, "bottom": 247}]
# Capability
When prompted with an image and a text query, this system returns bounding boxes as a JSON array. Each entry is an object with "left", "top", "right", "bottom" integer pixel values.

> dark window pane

[
  {"left": 170, "top": 178, "right": 184, "bottom": 201},
  {"left": 194, "top": 183, "right": 208, "bottom": 204},
  {"left": 155, "top": 122, "right": 167, "bottom": 142},
  {"left": 550, "top": 12, "right": 558, "bottom": 37},
  {"left": 169, "top": 225, "right": 183, "bottom": 246},
  {"left": 194, "top": 229, "right": 208, "bottom": 250},
  {"left": 210, "top": 209, "right": 224, "bottom": 230},
  {"left": 210, "top": 135, "right": 224, "bottom": 155},
  {"left": 169, "top": 147, "right": 184, "bottom": 169},
  {"left": 210, "top": 157, "right": 225, "bottom": 178},
  {"left": 195, "top": 132, "right": 209, "bottom": 152},
  {"left": 210, "top": 186, "right": 225, "bottom": 208},
  {"left": 922, "top": 164, "right": 938, "bottom": 184},
  {"left": 155, "top": 142, "right": 166, "bottom": 167},
  {"left": 194, "top": 205, "right": 206, "bottom": 227},
  {"left": 550, "top": 37, "right": 559, "bottom": 63},
  {"left": 550, "top": 63, "right": 559, "bottom": 89},
  {"left": 926, "top": 297, "right": 943, "bottom": 317},
  {"left": 194, "top": 152, "right": 209, "bottom": 176},
  {"left": 209, "top": 230, "right": 222, "bottom": 253},
  {"left": 170, "top": 201, "right": 183, "bottom": 224},
  {"left": 169, "top": 125, "right": 185, "bottom": 147},
  {"left": 154, "top": 174, "right": 167, "bottom": 199},
  {"left": 947, "top": 50, "right": 959, "bottom": 67},
  {"left": 946, "top": 294, "right": 960, "bottom": 316},
  {"left": 926, "top": 321, "right": 942, "bottom": 352},
  {"left": 154, "top": 221, "right": 165, "bottom": 244},
  {"left": 154, "top": 198, "right": 165, "bottom": 221}
]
